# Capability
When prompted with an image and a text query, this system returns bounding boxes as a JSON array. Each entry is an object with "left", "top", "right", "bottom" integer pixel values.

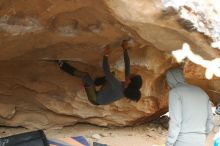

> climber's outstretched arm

[{"left": 122, "top": 40, "right": 131, "bottom": 78}]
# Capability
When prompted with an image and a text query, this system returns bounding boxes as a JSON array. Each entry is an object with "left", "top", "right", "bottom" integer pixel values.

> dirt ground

[{"left": 0, "top": 120, "right": 218, "bottom": 146}]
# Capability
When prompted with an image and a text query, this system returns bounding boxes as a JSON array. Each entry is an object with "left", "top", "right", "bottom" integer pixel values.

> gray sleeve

[
  {"left": 206, "top": 100, "right": 214, "bottom": 136},
  {"left": 166, "top": 90, "right": 182, "bottom": 146},
  {"left": 124, "top": 49, "right": 130, "bottom": 78},
  {"left": 103, "top": 56, "right": 116, "bottom": 83}
]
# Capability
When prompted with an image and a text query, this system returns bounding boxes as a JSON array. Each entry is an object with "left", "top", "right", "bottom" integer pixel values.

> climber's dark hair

[
  {"left": 124, "top": 87, "right": 141, "bottom": 102},
  {"left": 129, "top": 75, "right": 142, "bottom": 89},
  {"left": 123, "top": 75, "right": 142, "bottom": 102}
]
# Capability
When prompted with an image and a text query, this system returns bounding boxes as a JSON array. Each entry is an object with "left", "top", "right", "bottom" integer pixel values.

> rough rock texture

[
  {"left": 0, "top": 0, "right": 219, "bottom": 129},
  {"left": 162, "top": 0, "right": 220, "bottom": 49},
  {"left": 184, "top": 61, "right": 220, "bottom": 103},
  {"left": 105, "top": 0, "right": 220, "bottom": 101}
]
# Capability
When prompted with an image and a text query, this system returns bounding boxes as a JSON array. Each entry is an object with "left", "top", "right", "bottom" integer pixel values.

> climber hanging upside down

[{"left": 58, "top": 40, "right": 142, "bottom": 105}]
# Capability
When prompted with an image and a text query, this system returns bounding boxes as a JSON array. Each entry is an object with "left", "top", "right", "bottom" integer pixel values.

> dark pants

[{"left": 60, "top": 62, "right": 105, "bottom": 105}]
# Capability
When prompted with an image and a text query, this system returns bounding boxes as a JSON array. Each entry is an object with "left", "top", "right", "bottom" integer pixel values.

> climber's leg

[
  {"left": 82, "top": 73, "right": 99, "bottom": 105},
  {"left": 58, "top": 61, "right": 99, "bottom": 105},
  {"left": 58, "top": 61, "right": 86, "bottom": 77}
]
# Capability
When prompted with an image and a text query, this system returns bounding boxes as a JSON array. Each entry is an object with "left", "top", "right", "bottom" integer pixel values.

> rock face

[
  {"left": 105, "top": 0, "right": 220, "bottom": 102},
  {"left": 0, "top": 0, "right": 219, "bottom": 129}
]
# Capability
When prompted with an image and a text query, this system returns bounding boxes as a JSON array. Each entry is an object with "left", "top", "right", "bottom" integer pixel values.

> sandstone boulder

[{"left": 0, "top": 0, "right": 219, "bottom": 129}]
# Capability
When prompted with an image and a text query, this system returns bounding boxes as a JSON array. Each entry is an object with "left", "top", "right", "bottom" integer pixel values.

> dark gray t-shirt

[{"left": 96, "top": 49, "right": 130, "bottom": 105}]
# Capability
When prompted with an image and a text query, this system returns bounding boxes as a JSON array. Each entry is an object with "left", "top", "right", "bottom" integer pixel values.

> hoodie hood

[{"left": 166, "top": 68, "right": 186, "bottom": 88}]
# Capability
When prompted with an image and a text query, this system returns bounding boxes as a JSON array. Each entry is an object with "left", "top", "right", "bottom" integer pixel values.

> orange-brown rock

[
  {"left": 183, "top": 60, "right": 220, "bottom": 104},
  {"left": 0, "top": 0, "right": 219, "bottom": 129}
]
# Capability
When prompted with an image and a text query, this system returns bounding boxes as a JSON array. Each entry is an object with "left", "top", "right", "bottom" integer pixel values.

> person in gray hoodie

[{"left": 166, "top": 68, "right": 214, "bottom": 146}]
